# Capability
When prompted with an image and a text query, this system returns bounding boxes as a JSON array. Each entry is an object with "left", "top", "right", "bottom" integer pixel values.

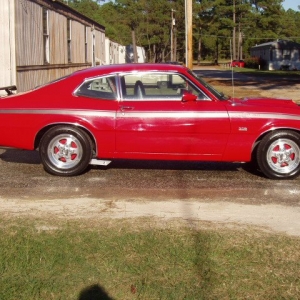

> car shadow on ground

[
  {"left": 103, "top": 159, "right": 241, "bottom": 171},
  {"left": 0, "top": 149, "right": 40, "bottom": 164},
  {"left": 0, "top": 149, "right": 264, "bottom": 178},
  {"left": 90, "top": 159, "right": 264, "bottom": 178},
  {"left": 0, "top": 149, "right": 239, "bottom": 171}
]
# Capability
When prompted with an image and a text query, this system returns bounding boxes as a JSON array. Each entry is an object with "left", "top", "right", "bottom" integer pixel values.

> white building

[
  {"left": 0, "top": 0, "right": 16, "bottom": 94},
  {"left": 105, "top": 41, "right": 146, "bottom": 65},
  {"left": 250, "top": 39, "right": 300, "bottom": 70}
]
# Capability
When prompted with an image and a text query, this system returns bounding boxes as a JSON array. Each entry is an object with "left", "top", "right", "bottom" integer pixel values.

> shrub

[{"left": 244, "top": 57, "right": 267, "bottom": 69}]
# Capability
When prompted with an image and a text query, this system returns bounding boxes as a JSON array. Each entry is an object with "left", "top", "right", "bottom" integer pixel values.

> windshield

[{"left": 188, "top": 70, "right": 230, "bottom": 101}]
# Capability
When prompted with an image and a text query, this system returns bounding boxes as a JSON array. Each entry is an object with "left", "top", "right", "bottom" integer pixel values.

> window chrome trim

[
  {"left": 118, "top": 71, "right": 212, "bottom": 101},
  {"left": 73, "top": 74, "right": 120, "bottom": 100}
]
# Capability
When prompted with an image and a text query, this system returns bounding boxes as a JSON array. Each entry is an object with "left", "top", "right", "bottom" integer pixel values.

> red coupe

[
  {"left": 230, "top": 60, "right": 245, "bottom": 68},
  {"left": 1, "top": 63, "right": 300, "bottom": 179}
]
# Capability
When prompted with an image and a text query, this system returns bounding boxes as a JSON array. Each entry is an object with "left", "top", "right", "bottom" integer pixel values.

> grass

[
  {"left": 0, "top": 218, "right": 300, "bottom": 299},
  {"left": 194, "top": 61, "right": 300, "bottom": 77},
  {"left": 209, "top": 63, "right": 300, "bottom": 78},
  {"left": 231, "top": 67, "right": 300, "bottom": 78},
  {"left": 212, "top": 84, "right": 262, "bottom": 99}
]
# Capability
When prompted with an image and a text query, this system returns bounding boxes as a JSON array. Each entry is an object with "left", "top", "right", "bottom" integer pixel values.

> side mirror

[{"left": 181, "top": 90, "right": 197, "bottom": 102}]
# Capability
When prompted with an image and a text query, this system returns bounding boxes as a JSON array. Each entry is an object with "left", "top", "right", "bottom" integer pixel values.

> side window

[
  {"left": 121, "top": 72, "right": 210, "bottom": 100},
  {"left": 75, "top": 76, "right": 117, "bottom": 100},
  {"left": 170, "top": 74, "right": 210, "bottom": 100}
]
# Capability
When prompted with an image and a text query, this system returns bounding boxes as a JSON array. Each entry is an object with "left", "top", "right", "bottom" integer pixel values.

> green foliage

[{"left": 68, "top": 0, "right": 300, "bottom": 63}]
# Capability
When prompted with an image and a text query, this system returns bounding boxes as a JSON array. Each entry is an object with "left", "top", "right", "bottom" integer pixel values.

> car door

[{"left": 115, "top": 72, "right": 231, "bottom": 161}]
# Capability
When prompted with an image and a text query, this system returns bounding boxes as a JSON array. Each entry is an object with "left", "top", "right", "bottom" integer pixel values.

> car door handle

[{"left": 120, "top": 106, "right": 134, "bottom": 111}]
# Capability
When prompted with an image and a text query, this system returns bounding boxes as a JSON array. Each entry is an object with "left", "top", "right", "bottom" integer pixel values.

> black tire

[
  {"left": 39, "top": 126, "right": 93, "bottom": 176},
  {"left": 256, "top": 130, "right": 300, "bottom": 179}
]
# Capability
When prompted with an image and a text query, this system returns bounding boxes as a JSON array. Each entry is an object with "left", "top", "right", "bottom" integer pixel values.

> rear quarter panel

[{"left": 0, "top": 80, "right": 117, "bottom": 153}]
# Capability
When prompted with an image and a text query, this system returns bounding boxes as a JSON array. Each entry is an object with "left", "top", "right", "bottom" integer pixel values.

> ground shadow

[
  {"left": 78, "top": 284, "right": 114, "bottom": 300},
  {"left": 1, "top": 149, "right": 265, "bottom": 178},
  {"left": 90, "top": 159, "right": 242, "bottom": 172},
  {"left": 0, "top": 149, "right": 40, "bottom": 164}
]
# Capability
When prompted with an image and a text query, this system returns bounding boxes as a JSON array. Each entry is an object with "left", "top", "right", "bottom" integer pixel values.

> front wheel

[
  {"left": 39, "top": 126, "right": 93, "bottom": 176},
  {"left": 256, "top": 130, "right": 300, "bottom": 179}
]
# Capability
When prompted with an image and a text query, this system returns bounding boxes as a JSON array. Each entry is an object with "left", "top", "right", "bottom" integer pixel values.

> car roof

[{"left": 71, "top": 63, "right": 188, "bottom": 79}]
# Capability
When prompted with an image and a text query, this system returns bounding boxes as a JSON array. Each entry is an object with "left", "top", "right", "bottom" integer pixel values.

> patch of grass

[
  {"left": 0, "top": 218, "right": 300, "bottom": 299},
  {"left": 196, "top": 62, "right": 300, "bottom": 78},
  {"left": 232, "top": 67, "right": 300, "bottom": 78},
  {"left": 212, "top": 84, "right": 263, "bottom": 99},
  {"left": 203, "top": 79, "right": 262, "bottom": 99}
]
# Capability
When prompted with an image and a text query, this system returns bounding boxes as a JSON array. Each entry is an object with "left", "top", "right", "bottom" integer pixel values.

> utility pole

[
  {"left": 185, "top": 0, "right": 193, "bottom": 69},
  {"left": 170, "top": 9, "right": 176, "bottom": 62},
  {"left": 233, "top": 0, "right": 236, "bottom": 60}
]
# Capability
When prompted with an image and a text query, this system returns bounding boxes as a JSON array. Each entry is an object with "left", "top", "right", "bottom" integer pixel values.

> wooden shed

[{"left": 0, "top": 0, "right": 106, "bottom": 93}]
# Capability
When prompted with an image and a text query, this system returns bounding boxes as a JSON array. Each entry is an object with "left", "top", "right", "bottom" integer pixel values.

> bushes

[{"left": 244, "top": 57, "right": 267, "bottom": 69}]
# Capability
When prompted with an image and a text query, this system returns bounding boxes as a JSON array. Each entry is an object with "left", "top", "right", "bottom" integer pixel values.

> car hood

[{"left": 231, "top": 97, "right": 299, "bottom": 108}]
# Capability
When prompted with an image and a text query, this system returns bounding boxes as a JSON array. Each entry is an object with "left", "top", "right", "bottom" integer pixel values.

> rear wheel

[
  {"left": 39, "top": 126, "right": 93, "bottom": 176},
  {"left": 256, "top": 130, "right": 300, "bottom": 179}
]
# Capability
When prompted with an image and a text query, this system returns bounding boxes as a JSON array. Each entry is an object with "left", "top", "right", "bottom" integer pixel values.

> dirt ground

[
  {"left": 194, "top": 65, "right": 300, "bottom": 103},
  {"left": 1, "top": 197, "right": 300, "bottom": 237},
  {"left": 207, "top": 79, "right": 300, "bottom": 103}
]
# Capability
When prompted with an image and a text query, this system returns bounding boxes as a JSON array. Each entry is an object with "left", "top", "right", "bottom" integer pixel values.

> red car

[
  {"left": 1, "top": 63, "right": 300, "bottom": 179},
  {"left": 230, "top": 60, "right": 245, "bottom": 68}
]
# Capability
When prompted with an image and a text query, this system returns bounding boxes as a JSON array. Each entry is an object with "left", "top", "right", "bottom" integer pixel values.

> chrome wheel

[
  {"left": 266, "top": 139, "right": 300, "bottom": 174},
  {"left": 48, "top": 134, "right": 83, "bottom": 170},
  {"left": 39, "top": 126, "right": 93, "bottom": 176},
  {"left": 257, "top": 130, "right": 300, "bottom": 179}
]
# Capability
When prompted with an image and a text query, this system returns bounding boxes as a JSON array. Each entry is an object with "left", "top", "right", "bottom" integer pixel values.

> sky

[{"left": 282, "top": 0, "right": 299, "bottom": 11}]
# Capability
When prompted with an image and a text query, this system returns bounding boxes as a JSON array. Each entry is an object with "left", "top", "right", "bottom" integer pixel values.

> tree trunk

[
  {"left": 197, "top": 35, "right": 202, "bottom": 65},
  {"left": 131, "top": 28, "right": 138, "bottom": 63}
]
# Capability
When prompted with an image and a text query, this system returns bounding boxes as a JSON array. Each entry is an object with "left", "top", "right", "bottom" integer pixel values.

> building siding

[
  {"left": 0, "top": 0, "right": 143, "bottom": 93},
  {"left": 14, "top": 0, "right": 106, "bottom": 92},
  {"left": 15, "top": 1, "right": 44, "bottom": 66},
  {"left": 49, "top": 9, "right": 68, "bottom": 64},
  {"left": 0, "top": 0, "right": 16, "bottom": 95}
]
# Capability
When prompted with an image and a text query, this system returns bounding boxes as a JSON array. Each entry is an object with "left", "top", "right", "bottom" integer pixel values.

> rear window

[{"left": 75, "top": 76, "right": 117, "bottom": 100}]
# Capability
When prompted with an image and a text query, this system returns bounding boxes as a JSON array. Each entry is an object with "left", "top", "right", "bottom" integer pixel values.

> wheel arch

[
  {"left": 252, "top": 127, "right": 300, "bottom": 159},
  {"left": 34, "top": 123, "right": 97, "bottom": 154},
  {"left": 251, "top": 127, "right": 300, "bottom": 169}
]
